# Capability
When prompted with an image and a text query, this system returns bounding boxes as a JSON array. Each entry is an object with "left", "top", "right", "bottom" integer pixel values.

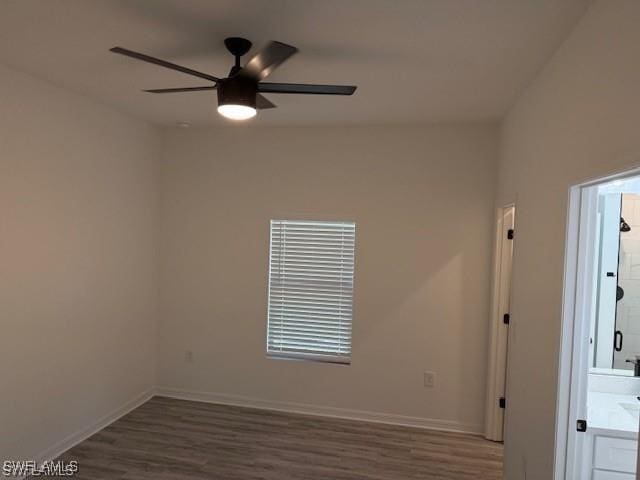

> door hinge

[
  {"left": 503, "top": 313, "right": 510, "bottom": 325},
  {"left": 507, "top": 229, "right": 514, "bottom": 240},
  {"left": 499, "top": 397, "right": 506, "bottom": 409},
  {"left": 576, "top": 419, "right": 587, "bottom": 432}
]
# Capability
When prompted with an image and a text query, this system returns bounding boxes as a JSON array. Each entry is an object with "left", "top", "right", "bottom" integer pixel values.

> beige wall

[
  {"left": 0, "top": 64, "right": 160, "bottom": 460},
  {"left": 158, "top": 124, "right": 497, "bottom": 431},
  {"left": 498, "top": 1, "right": 640, "bottom": 478}
]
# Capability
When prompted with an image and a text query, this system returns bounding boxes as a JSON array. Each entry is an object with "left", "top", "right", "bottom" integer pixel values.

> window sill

[{"left": 266, "top": 352, "right": 351, "bottom": 365}]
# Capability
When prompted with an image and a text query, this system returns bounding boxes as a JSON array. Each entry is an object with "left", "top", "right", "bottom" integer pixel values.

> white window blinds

[{"left": 267, "top": 220, "right": 355, "bottom": 363}]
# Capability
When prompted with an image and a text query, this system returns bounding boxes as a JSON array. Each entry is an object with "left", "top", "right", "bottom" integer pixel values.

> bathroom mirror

[{"left": 591, "top": 188, "right": 640, "bottom": 376}]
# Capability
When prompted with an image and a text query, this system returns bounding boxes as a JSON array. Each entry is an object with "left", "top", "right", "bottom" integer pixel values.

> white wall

[
  {"left": 498, "top": 1, "right": 640, "bottom": 478},
  {"left": 158, "top": 124, "right": 497, "bottom": 432},
  {"left": 0, "top": 64, "right": 160, "bottom": 460}
]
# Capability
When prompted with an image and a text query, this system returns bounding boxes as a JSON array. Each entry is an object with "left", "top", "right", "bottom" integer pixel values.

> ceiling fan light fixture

[
  {"left": 217, "top": 104, "right": 257, "bottom": 120},
  {"left": 217, "top": 78, "right": 257, "bottom": 121}
]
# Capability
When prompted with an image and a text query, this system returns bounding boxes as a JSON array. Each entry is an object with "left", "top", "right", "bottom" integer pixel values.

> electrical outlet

[
  {"left": 185, "top": 350, "right": 194, "bottom": 363},
  {"left": 424, "top": 371, "right": 436, "bottom": 388}
]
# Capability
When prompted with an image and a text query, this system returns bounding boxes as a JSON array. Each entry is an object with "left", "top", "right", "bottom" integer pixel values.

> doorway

[
  {"left": 485, "top": 204, "right": 515, "bottom": 442},
  {"left": 556, "top": 172, "right": 640, "bottom": 479}
]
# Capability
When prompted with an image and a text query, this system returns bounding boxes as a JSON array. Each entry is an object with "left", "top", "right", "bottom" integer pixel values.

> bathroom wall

[{"left": 615, "top": 194, "right": 640, "bottom": 369}]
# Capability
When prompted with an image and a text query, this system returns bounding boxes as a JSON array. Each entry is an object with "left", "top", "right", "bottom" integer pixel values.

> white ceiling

[{"left": 0, "top": 0, "right": 591, "bottom": 127}]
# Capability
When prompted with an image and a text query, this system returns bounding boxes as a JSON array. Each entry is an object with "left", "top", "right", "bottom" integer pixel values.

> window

[{"left": 267, "top": 219, "right": 355, "bottom": 364}]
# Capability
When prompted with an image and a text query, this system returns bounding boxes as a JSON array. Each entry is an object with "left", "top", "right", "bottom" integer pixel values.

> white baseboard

[
  {"left": 33, "top": 388, "right": 155, "bottom": 466},
  {"left": 155, "top": 386, "right": 483, "bottom": 435}
]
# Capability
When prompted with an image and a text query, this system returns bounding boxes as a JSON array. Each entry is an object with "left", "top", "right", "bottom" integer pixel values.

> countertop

[{"left": 588, "top": 391, "right": 640, "bottom": 439}]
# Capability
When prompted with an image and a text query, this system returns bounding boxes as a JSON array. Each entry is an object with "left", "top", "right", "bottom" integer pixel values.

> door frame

[
  {"left": 555, "top": 166, "right": 640, "bottom": 480},
  {"left": 485, "top": 204, "right": 515, "bottom": 442}
]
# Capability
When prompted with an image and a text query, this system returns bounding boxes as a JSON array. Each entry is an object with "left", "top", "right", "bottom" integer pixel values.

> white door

[{"left": 484, "top": 205, "right": 515, "bottom": 442}]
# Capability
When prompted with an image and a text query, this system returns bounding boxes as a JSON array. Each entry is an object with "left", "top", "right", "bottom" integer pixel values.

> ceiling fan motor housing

[{"left": 217, "top": 76, "right": 257, "bottom": 109}]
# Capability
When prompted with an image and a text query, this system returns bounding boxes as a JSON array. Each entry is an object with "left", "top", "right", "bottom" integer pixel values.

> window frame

[{"left": 265, "top": 219, "right": 356, "bottom": 365}]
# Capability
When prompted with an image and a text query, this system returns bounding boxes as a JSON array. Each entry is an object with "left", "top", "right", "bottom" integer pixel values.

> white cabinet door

[
  {"left": 592, "top": 469, "right": 634, "bottom": 480},
  {"left": 593, "top": 436, "right": 637, "bottom": 474}
]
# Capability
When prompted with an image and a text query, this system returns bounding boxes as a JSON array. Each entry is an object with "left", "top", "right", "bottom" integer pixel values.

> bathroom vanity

[{"left": 585, "top": 391, "right": 638, "bottom": 479}]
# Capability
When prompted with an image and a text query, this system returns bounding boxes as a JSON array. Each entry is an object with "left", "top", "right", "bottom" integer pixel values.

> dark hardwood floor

[{"left": 56, "top": 396, "right": 503, "bottom": 479}]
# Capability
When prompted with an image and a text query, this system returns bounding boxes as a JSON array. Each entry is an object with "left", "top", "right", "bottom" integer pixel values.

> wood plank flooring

[{"left": 56, "top": 396, "right": 503, "bottom": 479}]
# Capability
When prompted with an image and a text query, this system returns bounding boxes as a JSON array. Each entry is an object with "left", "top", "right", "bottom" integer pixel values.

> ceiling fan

[{"left": 110, "top": 37, "right": 357, "bottom": 121}]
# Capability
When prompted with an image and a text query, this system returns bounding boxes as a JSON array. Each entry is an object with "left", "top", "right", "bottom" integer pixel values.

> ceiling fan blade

[
  {"left": 241, "top": 41, "right": 298, "bottom": 81},
  {"left": 110, "top": 47, "right": 220, "bottom": 83},
  {"left": 258, "top": 82, "right": 357, "bottom": 95},
  {"left": 256, "top": 94, "right": 277, "bottom": 110},
  {"left": 143, "top": 86, "right": 217, "bottom": 93}
]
